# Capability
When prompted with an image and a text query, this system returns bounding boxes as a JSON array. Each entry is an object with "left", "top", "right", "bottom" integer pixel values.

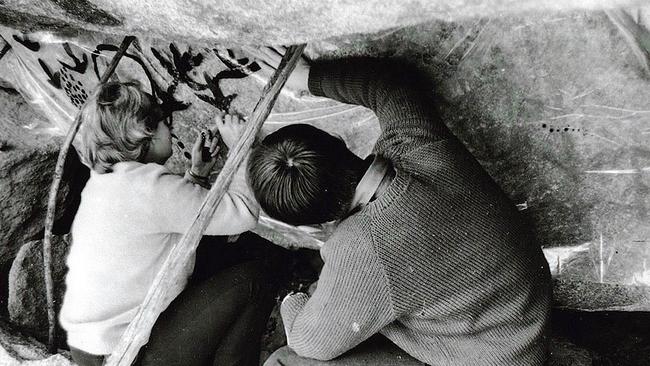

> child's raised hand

[
  {"left": 216, "top": 113, "right": 247, "bottom": 150},
  {"left": 190, "top": 128, "right": 219, "bottom": 178}
]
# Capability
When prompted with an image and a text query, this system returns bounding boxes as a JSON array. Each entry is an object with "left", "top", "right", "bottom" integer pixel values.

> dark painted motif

[
  {"left": 151, "top": 45, "right": 261, "bottom": 112},
  {"left": 0, "top": 42, "right": 10, "bottom": 61},
  {"left": 197, "top": 49, "right": 261, "bottom": 111},
  {"left": 59, "top": 43, "right": 88, "bottom": 74},
  {"left": 60, "top": 67, "right": 88, "bottom": 108},
  {"left": 542, "top": 123, "right": 584, "bottom": 134},
  {"left": 38, "top": 59, "right": 61, "bottom": 89},
  {"left": 12, "top": 34, "right": 263, "bottom": 160},
  {"left": 12, "top": 34, "right": 39, "bottom": 51},
  {"left": 151, "top": 44, "right": 206, "bottom": 91}
]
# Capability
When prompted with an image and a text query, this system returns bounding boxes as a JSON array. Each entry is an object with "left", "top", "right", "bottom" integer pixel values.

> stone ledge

[{"left": 0, "top": 320, "right": 72, "bottom": 366}]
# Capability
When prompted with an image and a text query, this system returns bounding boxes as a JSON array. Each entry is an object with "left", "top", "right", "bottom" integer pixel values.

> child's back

[
  {"left": 59, "top": 82, "right": 262, "bottom": 362},
  {"left": 61, "top": 159, "right": 257, "bottom": 355}
]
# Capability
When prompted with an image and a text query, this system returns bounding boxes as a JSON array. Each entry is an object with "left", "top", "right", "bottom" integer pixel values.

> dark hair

[{"left": 248, "top": 124, "right": 361, "bottom": 225}]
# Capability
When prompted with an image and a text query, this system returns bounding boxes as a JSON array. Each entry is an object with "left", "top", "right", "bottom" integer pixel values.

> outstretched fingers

[
  {"left": 209, "top": 133, "right": 220, "bottom": 158},
  {"left": 192, "top": 129, "right": 205, "bottom": 157}
]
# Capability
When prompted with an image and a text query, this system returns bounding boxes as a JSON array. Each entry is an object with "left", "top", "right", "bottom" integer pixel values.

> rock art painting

[{"left": 0, "top": 8, "right": 649, "bottom": 311}]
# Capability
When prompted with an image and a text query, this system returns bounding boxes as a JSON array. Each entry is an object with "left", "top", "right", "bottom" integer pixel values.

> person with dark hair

[
  {"left": 248, "top": 123, "right": 367, "bottom": 225},
  {"left": 251, "top": 48, "right": 552, "bottom": 366}
]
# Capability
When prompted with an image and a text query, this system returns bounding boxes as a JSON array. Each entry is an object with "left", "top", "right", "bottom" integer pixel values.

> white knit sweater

[{"left": 59, "top": 160, "right": 259, "bottom": 355}]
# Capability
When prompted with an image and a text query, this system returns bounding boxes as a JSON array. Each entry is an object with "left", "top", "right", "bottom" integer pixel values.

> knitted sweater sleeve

[
  {"left": 308, "top": 58, "right": 452, "bottom": 160},
  {"left": 150, "top": 158, "right": 259, "bottom": 235},
  {"left": 280, "top": 224, "right": 395, "bottom": 361}
]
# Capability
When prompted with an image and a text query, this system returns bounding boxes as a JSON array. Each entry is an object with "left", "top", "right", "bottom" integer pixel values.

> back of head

[
  {"left": 248, "top": 124, "right": 360, "bottom": 226},
  {"left": 79, "top": 81, "right": 156, "bottom": 173}
]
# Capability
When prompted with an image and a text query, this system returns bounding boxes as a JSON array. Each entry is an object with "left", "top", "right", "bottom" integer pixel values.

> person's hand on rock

[
  {"left": 190, "top": 128, "right": 219, "bottom": 178},
  {"left": 216, "top": 113, "right": 247, "bottom": 150}
]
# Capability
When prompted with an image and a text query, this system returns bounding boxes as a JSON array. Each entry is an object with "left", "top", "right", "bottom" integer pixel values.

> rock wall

[
  {"left": 0, "top": 87, "right": 85, "bottom": 333},
  {"left": 0, "top": 3, "right": 649, "bottom": 365},
  {"left": 0, "top": 8, "right": 648, "bottom": 295},
  {"left": 8, "top": 235, "right": 70, "bottom": 345},
  {"left": 0, "top": 320, "right": 72, "bottom": 365},
  {"left": 0, "top": 0, "right": 647, "bottom": 46},
  {"left": 0, "top": 90, "right": 67, "bottom": 267}
]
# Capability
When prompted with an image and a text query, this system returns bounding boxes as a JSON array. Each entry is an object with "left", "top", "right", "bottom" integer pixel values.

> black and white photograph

[{"left": 0, "top": 1, "right": 649, "bottom": 365}]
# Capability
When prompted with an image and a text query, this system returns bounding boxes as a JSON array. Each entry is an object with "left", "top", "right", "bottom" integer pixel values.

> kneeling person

[{"left": 249, "top": 55, "right": 552, "bottom": 365}]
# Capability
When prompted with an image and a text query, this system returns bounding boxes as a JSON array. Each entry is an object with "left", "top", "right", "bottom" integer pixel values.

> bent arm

[
  {"left": 308, "top": 59, "right": 452, "bottom": 158},
  {"left": 154, "top": 159, "right": 259, "bottom": 235},
  {"left": 280, "top": 236, "right": 395, "bottom": 360}
]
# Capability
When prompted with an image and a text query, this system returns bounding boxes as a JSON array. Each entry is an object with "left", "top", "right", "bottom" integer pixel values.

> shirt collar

[{"left": 350, "top": 155, "right": 391, "bottom": 211}]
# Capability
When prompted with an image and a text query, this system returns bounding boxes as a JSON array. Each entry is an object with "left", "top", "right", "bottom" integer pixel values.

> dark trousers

[{"left": 70, "top": 232, "right": 290, "bottom": 366}]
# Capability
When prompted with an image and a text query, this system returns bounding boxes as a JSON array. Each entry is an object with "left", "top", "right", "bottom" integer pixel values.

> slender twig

[
  {"left": 265, "top": 105, "right": 363, "bottom": 124},
  {"left": 444, "top": 19, "right": 482, "bottom": 61},
  {"left": 104, "top": 44, "right": 306, "bottom": 366},
  {"left": 599, "top": 232, "right": 604, "bottom": 283},
  {"left": 588, "top": 245, "right": 599, "bottom": 281},
  {"left": 42, "top": 35, "right": 135, "bottom": 353},
  {"left": 582, "top": 104, "right": 650, "bottom": 114},
  {"left": 0, "top": 42, "right": 11, "bottom": 62},
  {"left": 605, "top": 9, "right": 650, "bottom": 77}
]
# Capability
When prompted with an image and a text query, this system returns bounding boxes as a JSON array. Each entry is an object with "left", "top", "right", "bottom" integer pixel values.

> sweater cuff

[
  {"left": 184, "top": 169, "right": 211, "bottom": 189},
  {"left": 280, "top": 292, "right": 310, "bottom": 335},
  {"left": 307, "top": 64, "right": 326, "bottom": 98}
]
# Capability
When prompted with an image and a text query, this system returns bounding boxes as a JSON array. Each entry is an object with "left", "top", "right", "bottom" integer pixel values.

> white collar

[{"left": 350, "top": 155, "right": 391, "bottom": 211}]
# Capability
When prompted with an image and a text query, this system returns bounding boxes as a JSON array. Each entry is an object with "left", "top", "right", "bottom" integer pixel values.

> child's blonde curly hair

[{"left": 79, "top": 81, "right": 160, "bottom": 173}]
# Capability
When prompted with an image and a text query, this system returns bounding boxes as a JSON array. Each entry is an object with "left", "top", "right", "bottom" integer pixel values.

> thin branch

[
  {"left": 586, "top": 132, "right": 623, "bottom": 147},
  {"left": 460, "top": 19, "right": 492, "bottom": 63},
  {"left": 570, "top": 88, "right": 597, "bottom": 100},
  {"left": 543, "top": 105, "right": 564, "bottom": 111},
  {"left": 104, "top": 44, "right": 307, "bottom": 366},
  {"left": 444, "top": 19, "right": 482, "bottom": 60},
  {"left": 42, "top": 36, "right": 135, "bottom": 353},
  {"left": 265, "top": 105, "right": 363, "bottom": 124},
  {"left": 599, "top": 232, "right": 604, "bottom": 283},
  {"left": 582, "top": 104, "right": 650, "bottom": 114},
  {"left": 605, "top": 9, "right": 650, "bottom": 77},
  {"left": 588, "top": 244, "right": 600, "bottom": 281},
  {"left": 584, "top": 169, "right": 639, "bottom": 174}
]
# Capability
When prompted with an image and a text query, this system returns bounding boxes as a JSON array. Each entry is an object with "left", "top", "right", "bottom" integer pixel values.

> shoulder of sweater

[
  {"left": 112, "top": 161, "right": 172, "bottom": 175},
  {"left": 321, "top": 214, "right": 376, "bottom": 257},
  {"left": 86, "top": 162, "right": 183, "bottom": 200},
  {"left": 384, "top": 138, "right": 478, "bottom": 181},
  {"left": 107, "top": 162, "right": 180, "bottom": 184},
  {"left": 321, "top": 213, "right": 398, "bottom": 305}
]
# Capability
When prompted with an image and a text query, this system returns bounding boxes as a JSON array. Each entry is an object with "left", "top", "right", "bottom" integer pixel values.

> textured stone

[
  {"left": 0, "top": 0, "right": 649, "bottom": 330},
  {"left": 264, "top": 340, "right": 427, "bottom": 366},
  {"left": 0, "top": 0, "right": 646, "bottom": 46},
  {"left": 553, "top": 278, "right": 650, "bottom": 311},
  {"left": 260, "top": 304, "right": 287, "bottom": 363},
  {"left": 263, "top": 337, "right": 592, "bottom": 365},
  {"left": 0, "top": 90, "right": 63, "bottom": 267},
  {"left": 0, "top": 320, "right": 73, "bottom": 366},
  {"left": 8, "top": 235, "right": 71, "bottom": 344},
  {"left": 548, "top": 338, "right": 593, "bottom": 366},
  {"left": 252, "top": 12, "right": 650, "bottom": 288}
]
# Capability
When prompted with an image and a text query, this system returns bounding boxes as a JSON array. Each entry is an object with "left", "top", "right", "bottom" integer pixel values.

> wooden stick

[
  {"left": 42, "top": 35, "right": 135, "bottom": 353},
  {"left": 605, "top": 9, "right": 650, "bottom": 76},
  {"left": 105, "top": 43, "right": 306, "bottom": 366}
]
